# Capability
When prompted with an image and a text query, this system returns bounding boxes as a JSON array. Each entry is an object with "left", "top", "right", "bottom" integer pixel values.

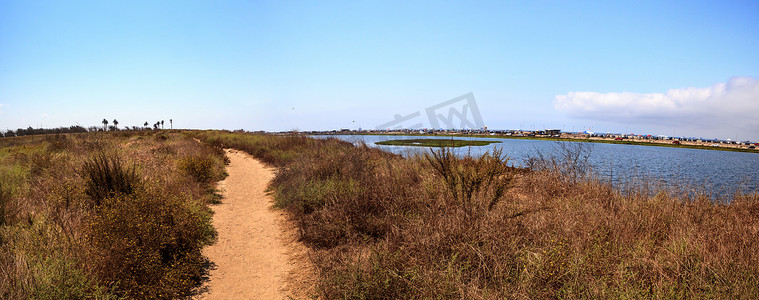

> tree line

[{"left": 2, "top": 119, "right": 174, "bottom": 138}]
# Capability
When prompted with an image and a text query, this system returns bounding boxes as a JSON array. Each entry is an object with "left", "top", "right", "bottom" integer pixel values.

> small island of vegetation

[{"left": 376, "top": 138, "right": 500, "bottom": 147}]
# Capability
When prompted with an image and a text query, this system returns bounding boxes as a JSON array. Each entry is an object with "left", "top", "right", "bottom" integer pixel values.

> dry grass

[
  {"left": 0, "top": 180, "right": 12, "bottom": 226},
  {"left": 0, "top": 131, "right": 226, "bottom": 299},
  {"left": 80, "top": 151, "right": 139, "bottom": 206},
  {"left": 193, "top": 131, "right": 759, "bottom": 299}
]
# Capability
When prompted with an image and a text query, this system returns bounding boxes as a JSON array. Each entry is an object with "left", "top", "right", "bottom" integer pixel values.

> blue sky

[{"left": 1, "top": 1, "right": 758, "bottom": 140}]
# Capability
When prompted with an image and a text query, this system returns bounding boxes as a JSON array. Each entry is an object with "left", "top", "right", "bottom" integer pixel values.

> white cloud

[{"left": 554, "top": 77, "right": 759, "bottom": 140}]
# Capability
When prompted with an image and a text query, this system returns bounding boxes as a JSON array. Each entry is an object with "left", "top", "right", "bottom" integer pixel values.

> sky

[{"left": 1, "top": 0, "right": 758, "bottom": 140}]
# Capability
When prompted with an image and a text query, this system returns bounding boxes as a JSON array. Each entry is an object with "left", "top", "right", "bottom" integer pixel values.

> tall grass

[
  {"left": 80, "top": 151, "right": 139, "bottom": 206},
  {"left": 0, "top": 180, "right": 11, "bottom": 226},
  {"left": 0, "top": 131, "right": 226, "bottom": 299},
  {"left": 426, "top": 147, "right": 514, "bottom": 214},
  {"left": 194, "top": 130, "right": 313, "bottom": 166},
  {"left": 194, "top": 131, "right": 759, "bottom": 299}
]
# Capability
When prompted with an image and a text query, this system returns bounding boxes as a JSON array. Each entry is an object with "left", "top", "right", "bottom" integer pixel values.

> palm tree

[
  {"left": 161, "top": 120, "right": 164, "bottom": 129},
  {"left": 113, "top": 119, "right": 119, "bottom": 130},
  {"left": 144, "top": 121, "right": 148, "bottom": 129},
  {"left": 102, "top": 119, "right": 108, "bottom": 131},
  {"left": 169, "top": 119, "right": 173, "bottom": 129}
]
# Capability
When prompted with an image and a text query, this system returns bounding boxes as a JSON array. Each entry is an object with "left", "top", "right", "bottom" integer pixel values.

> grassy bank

[
  {"left": 0, "top": 131, "right": 227, "bottom": 299},
  {"left": 376, "top": 138, "right": 500, "bottom": 147},
  {"left": 193, "top": 131, "right": 759, "bottom": 299}
]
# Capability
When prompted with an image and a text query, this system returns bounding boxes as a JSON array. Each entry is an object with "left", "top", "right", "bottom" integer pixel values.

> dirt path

[{"left": 197, "top": 149, "right": 314, "bottom": 299}]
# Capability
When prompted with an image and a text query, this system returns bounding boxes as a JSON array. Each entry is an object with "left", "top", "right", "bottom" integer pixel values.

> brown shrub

[
  {"left": 80, "top": 151, "right": 139, "bottom": 206},
  {"left": 271, "top": 142, "right": 403, "bottom": 248},
  {"left": 425, "top": 147, "right": 515, "bottom": 214},
  {"left": 45, "top": 134, "right": 72, "bottom": 152},
  {"left": 189, "top": 131, "right": 759, "bottom": 298},
  {"left": 1, "top": 131, "right": 230, "bottom": 299}
]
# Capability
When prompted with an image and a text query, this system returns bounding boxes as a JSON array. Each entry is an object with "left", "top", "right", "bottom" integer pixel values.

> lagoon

[{"left": 314, "top": 134, "right": 759, "bottom": 194}]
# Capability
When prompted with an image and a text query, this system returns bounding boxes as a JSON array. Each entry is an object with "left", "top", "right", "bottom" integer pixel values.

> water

[{"left": 313, "top": 134, "right": 759, "bottom": 194}]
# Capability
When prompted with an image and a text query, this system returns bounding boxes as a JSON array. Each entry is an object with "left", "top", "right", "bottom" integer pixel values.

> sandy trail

[{"left": 197, "top": 149, "right": 313, "bottom": 299}]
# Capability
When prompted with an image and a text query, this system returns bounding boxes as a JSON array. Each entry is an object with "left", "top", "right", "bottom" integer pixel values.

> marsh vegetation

[
  {"left": 193, "top": 131, "right": 759, "bottom": 299},
  {"left": 375, "top": 138, "right": 500, "bottom": 147},
  {"left": 0, "top": 131, "right": 227, "bottom": 299},
  {"left": 2, "top": 130, "right": 757, "bottom": 298}
]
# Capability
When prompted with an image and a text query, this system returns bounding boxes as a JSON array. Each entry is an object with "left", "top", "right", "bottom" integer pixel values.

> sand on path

[{"left": 197, "top": 149, "right": 314, "bottom": 299}]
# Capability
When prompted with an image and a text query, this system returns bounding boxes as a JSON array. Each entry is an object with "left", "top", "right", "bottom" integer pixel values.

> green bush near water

[{"left": 376, "top": 138, "right": 500, "bottom": 147}]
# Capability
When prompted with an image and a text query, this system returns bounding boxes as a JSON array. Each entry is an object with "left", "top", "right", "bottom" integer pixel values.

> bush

[
  {"left": 1, "top": 131, "right": 231, "bottom": 299},
  {"left": 80, "top": 151, "right": 139, "bottom": 206},
  {"left": 187, "top": 131, "right": 759, "bottom": 298},
  {"left": 0, "top": 213, "right": 119, "bottom": 300},
  {"left": 45, "top": 134, "right": 72, "bottom": 152},
  {"left": 425, "top": 147, "right": 514, "bottom": 214},
  {"left": 178, "top": 155, "right": 217, "bottom": 184},
  {"left": 269, "top": 142, "right": 405, "bottom": 248},
  {"left": 29, "top": 254, "right": 116, "bottom": 299},
  {"left": 525, "top": 141, "right": 593, "bottom": 184},
  {"left": 29, "top": 151, "right": 55, "bottom": 176},
  {"left": 86, "top": 181, "right": 216, "bottom": 298}
]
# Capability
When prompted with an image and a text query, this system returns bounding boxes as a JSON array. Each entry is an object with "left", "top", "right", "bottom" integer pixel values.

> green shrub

[
  {"left": 29, "top": 255, "right": 117, "bottom": 300},
  {"left": 80, "top": 151, "right": 139, "bottom": 206},
  {"left": 0, "top": 210, "right": 119, "bottom": 300},
  {"left": 87, "top": 181, "right": 216, "bottom": 298},
  {"left": 178, "top": 155, "right": 216, "bottom": 184}
]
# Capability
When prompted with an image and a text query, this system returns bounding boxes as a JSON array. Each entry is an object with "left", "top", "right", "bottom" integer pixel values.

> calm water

[{"left": 313, "top": 134, "right": 759, "bottom": 194}]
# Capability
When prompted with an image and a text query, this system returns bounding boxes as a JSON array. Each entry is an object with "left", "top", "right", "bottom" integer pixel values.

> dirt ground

[{"left": 196, "top": 149, "right": 314, "bottom": 299}]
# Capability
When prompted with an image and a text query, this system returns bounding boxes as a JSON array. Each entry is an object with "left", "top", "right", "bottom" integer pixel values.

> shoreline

[{"left": 315, "top": 132, "right": 759, "bottom": 154}]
